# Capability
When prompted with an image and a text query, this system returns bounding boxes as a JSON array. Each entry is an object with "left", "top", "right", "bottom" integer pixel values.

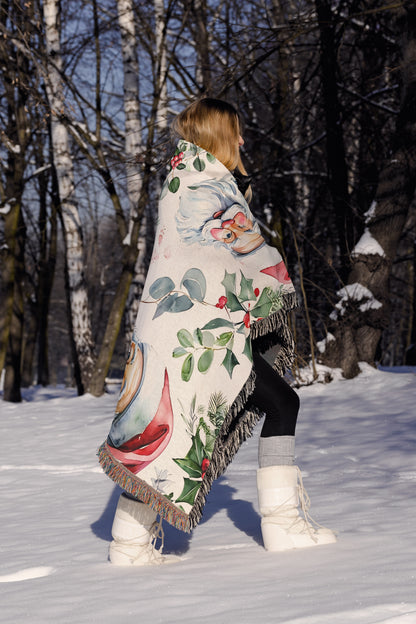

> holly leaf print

[
  {"left": 202, "top": 318, "right": 234, "bottom": 330},
  {"left": 187, "top": 429, "right": 205, "bottom": 466},
  {"left": 239, "top": 272, "right": 256, "bottom": 302},
  {"left": 243, "top": 336, "right": 253, "bottom": 362},
  {"left": 221, "top": 270, "right": 236, "bottom": 296},
  {"left": 222, "top": 348, "right": 239, "bottom": 378},
  {"left": 173, "top": 457, "right": 202, "bottom": 479},
  {"left": 251, "top": 287, "right": 274, "bottom": 318},
  {"left": 174, "top": 478, "right": 201, "bottom": 505},
  {"left": 221, "top": 271, "right": 244, "bottom": 311}
]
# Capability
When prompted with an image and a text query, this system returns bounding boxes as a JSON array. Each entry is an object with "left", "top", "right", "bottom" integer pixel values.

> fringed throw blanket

[{"left": 98, "top": 140, "right": 297, "bottom": 532}]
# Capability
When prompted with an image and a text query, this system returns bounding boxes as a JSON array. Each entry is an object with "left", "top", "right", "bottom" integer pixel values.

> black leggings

[{"left": 247, "top": 350, "right": 300, "bottom": 437}]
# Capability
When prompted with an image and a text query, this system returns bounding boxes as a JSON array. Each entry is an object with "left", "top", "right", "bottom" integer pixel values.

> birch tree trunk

[
  {"left": 191, "top": 0, "right": 212, "bottom": 92},
  {"left": 320, "top": 3, "right": 416, "bottom": 378},
  {"left": 116, "top": 0, "right": 144, "bottom": 341},
  {"left": 124, "top": 0, "right": 168, "bottom": 342},
  {"left": 43, "top": 0, "right": 95, "bottom": 393},
  {"left": 88, "top": 0, "right": 157, "bottom": 395}
]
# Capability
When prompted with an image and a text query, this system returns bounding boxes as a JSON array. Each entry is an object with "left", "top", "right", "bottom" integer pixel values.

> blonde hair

[{"left": 172, "top": 98, "right": 250, "bottom": 191}]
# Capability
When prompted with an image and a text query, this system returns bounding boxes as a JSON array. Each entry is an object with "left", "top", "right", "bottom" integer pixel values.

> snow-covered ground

[{"left": 0, "top": 364, "right": 415, "bottom": 624}]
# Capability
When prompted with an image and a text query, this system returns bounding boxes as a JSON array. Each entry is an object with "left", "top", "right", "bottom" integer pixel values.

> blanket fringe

[
  {"left": 97, "top": 442, "right": 192, "bottom": 532},
  {"left": 98, "top": 290, "right": 298, "bottom": 533}
]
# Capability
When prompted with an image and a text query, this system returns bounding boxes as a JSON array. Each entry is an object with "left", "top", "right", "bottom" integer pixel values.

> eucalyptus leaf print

[
  {"left": 181, "top": 268, "right": 206, "bottom": 302},
  {"left": 147, "top": 269, "right": 208, "bottom": 319},
  {"left": 149, "top": 276, "right": 175, "bottom": 299}
]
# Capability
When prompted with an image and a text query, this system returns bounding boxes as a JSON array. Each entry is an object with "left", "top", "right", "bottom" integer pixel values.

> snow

[
  {"left": 330, "top": 283, "right": 382, "bottom": 319},
  {"left": 352, "top": 228, "right": 385, "bottom": 258},
  {"left": 0, "top": 365, "right": 415, "bottom": 624},
  {"left": 0, "top": 204, "right": 11, "bottom": 215},
  {"left": 316, "top": 332, "right": 335, "bottom": 354},
  {"left": 364, "top": 201, "right": 377, "bottom": 223}
]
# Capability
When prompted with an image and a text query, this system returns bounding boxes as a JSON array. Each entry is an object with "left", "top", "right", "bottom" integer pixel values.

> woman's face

[{"left": 238, "top": 135, "right": 244, "bottom": 147}]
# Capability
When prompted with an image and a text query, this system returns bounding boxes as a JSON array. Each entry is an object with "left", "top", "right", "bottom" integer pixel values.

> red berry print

[
  {"left": 216, "top": 296, "right": 228, "bottom": 309},
  {"left": 254, "top": 288, "right": 260, "bottom": 297},
  {"left": 201, "top": 458, "right": 210, "bottom": 478},
  {"left": 243, "top": 311, "right": 250, "bottom": 328},
  {"left": 170, "top": 151, "right": 184, "bottom": 169}
]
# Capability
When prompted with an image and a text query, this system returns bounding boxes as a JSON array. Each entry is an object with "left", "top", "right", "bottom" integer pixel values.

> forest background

[{"left": 1, "top": 0, "right": 415, "bottom": 402}]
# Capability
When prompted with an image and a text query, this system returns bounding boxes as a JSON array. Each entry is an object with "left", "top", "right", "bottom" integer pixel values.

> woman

[{"left": 98, "top": 98, "right": 336, "bottom": 565}]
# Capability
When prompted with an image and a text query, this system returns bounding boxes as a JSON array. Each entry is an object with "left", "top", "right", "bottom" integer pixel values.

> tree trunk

[
  {"left": 116, "top": 0, "right": 142, "bottom": 227},
  {"left": 116, "top": 0, "right": 144, "bottom": 341},
  {"left": 320, "top": 3, "right": 416, "bottom": 378},
  {"left": 88, "top": 0, "right": 150, "bottom": 396},
  {"left": 43, "top": 0, "right": 95, "bottom": 393},
  {"left": 3, "top": 209, "right": 25, "bottom": 401},
  {"left": 315, "top": 0, "right": 353, "bottom": 281},
  {"left": 37, "top": 159, "right": 58, "bottom": 386},
  {"left": 191, "top": 0, "right": 212, "bottom": 93}
]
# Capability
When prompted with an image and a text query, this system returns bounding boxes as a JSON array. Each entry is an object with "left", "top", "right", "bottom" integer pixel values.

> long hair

[{"left": 172, "top": 98, "right": 251, "bottom": 198}]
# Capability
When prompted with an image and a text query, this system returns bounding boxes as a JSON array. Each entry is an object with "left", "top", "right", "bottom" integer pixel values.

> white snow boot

[
  {"left": 109, "top": 493, "right": 166, "bottom": 566},
  {"left": 257, "top": 465, "right": 337, "bottom": 551}
]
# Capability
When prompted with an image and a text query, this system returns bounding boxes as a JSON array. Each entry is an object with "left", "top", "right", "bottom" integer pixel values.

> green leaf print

[
  {"left": 215, "top": 331, "right": 233, "bottom": 346},
  {"left": 193, "top": 156, "right": 205, "bottom": 172},
  {"left": 175, "top": 478, "right": 201, "bottom": 505},
  {"left": 204, "top": 430, "right": 217, "bottom": 457},
  {"left": 222, "top": 348, "right": 239, "bottom": 378},
  {"left": 153, "top": 293, "right": 179, "bottom": 319},
  {"left": 243, "top": 336, "right": 253, "bottom": 362},
  {"left": 181, "top": 353, "right": 194, "bottom": 381},
  {"left": 194, "top": 328, "right": 203, "bottom": 345},
  {"left": 201, "top": 331, "right": 215, "bottom": 347},
  {"left": 202, "top": 318, "right": 234, "bottom": 330},
  {"left": 221, "top": 270, "right": 236, "bottom": 295},
  {"left": 181, "top": 268, "right": 206, "bottom": 302},
  {"left": 172, "top": 346, "right": 188, "bottom": 358},
  {"left": 177, "top": 329, "right": 194, "bottom": 347},
  {"left": 206, "top": 152, "right": 216, "bottom": 163},
  {"left": 224, "top": 291, "right": 244, "bottom": 312},
  {"left": 239, "top": 273, "right": 256, "bottom": 302},
  {"left": 173, "top": 458, "right": 202, "bottom": 479},
  {"left": 197, "top": 349, "right": 214, "bottom": 373},
  {"left": 149, "top": 276, "right": 175, "bottom": 299},
  {"left": 251, "top": 287, "right": 274, "bottom": 318},
  {"left": 221, "top": 271, "right": 244, "bottom": 311},
  {"left": 170, "top": 295, "right": 193, "bottom": 313},
  {"left": 168, "top": 176, "right": 180, "bottom": 193}
]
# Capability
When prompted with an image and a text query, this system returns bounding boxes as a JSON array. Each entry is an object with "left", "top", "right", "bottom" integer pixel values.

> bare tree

[
  {"left": 320, "top": 2, "right": 416, "bottom": 377},
  {"left": 43, "top": 0, "right": 95, "bottom": 393}
]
